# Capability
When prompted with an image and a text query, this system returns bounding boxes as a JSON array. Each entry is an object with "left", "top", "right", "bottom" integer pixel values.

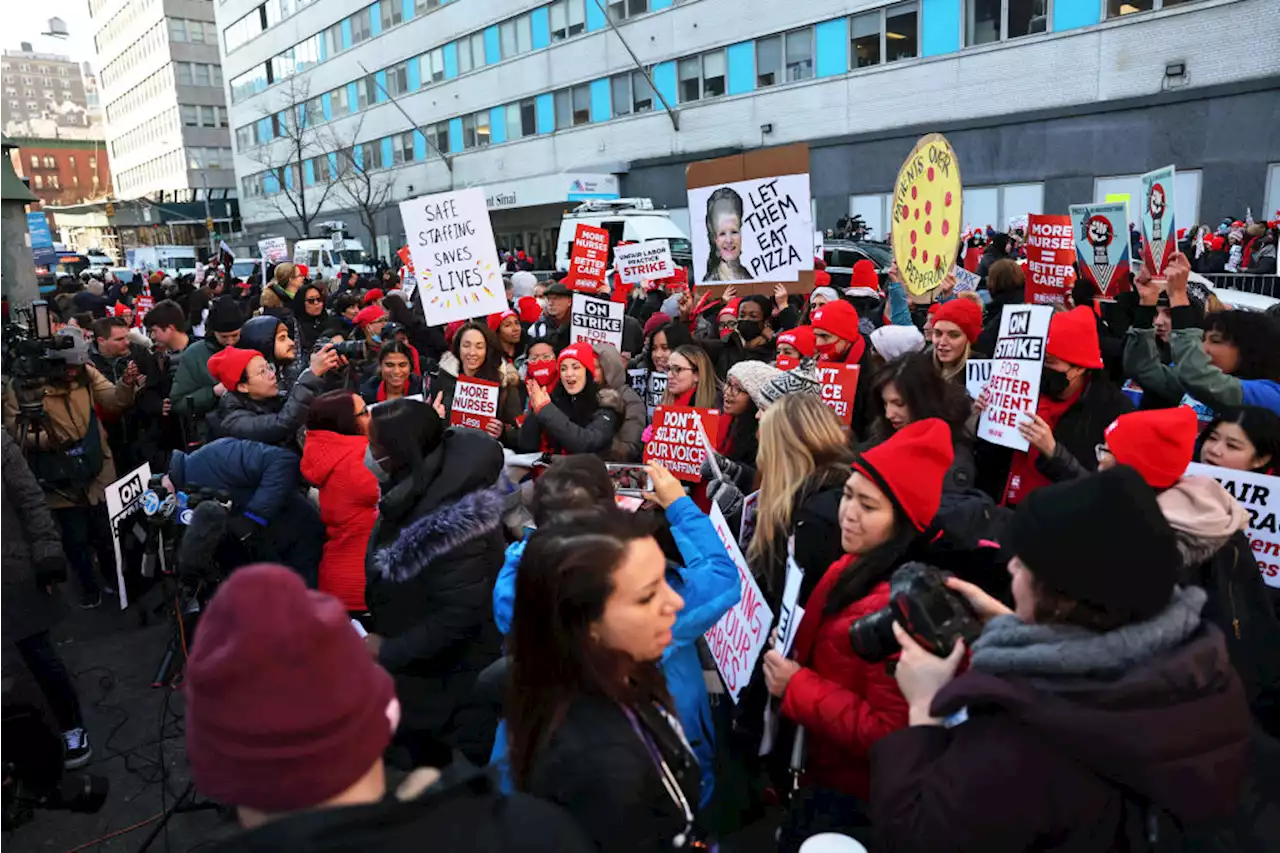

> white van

[
  {"left": 292, "top": 239, "right": 375, "bottom": 279},
  {"left": 554, "top": 199, "right": 691, "bottom": 272}
]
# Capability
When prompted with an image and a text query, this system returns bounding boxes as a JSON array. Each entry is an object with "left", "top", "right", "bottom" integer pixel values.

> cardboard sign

[
  {"left": 1070, "top": 201, "right": 1130, "bottom": 298},
  {"left": 568, "top": 223, "right": 610, "bottom": 293},
  {"left": 1140, "top": 165, "right": 1177, "bottom": 278},
  {"left": 133, "top": 295, "right": 154, "bottom": 324},
  {"left": 739, "top": 489, "right": 760, "bottom": 551},
  {"left": 448, "top": 375, "right": 499, "bottom": 432},
  {"left": 396, "top": 244, "right": 416, "bottom": 276},
  {"left": 688, "top": 175, "right": 813, "bottom": 286},
  {"left": 952, "top": 265, "right": 980, "bottom": 293},
  {"left": 704, "top": 503, "right": 773, "bottom": 703},
  {"left": 258, "top": 236, "right": 289, "bottom": 263},
  {"left": 815, "top": 363, "right": 860, "bottom": 425},
  {"left": 965, "top": 359, "right": 993, "bottom": 401},
  {"left": 399, "top": 188, "right": 506, "bottom": 325},
  {"left": 643, "top": 405, "right": 721, "bottom": 482},
  {"left": 106, "top": 462, "right": 151, "bottom": 609},
  {"left": 1025, "top": 214, "right": 1077, "bottom": 306},
  {"left": 614, "top": 240, "right": 675, "bottom": 284},
  {"left": 570, "top": 293, "right": 623, "bottom": 350},
  {"left": 976, "top": 305, "right": 1052, "bottom": 452},
  {"left": 647, "top": 372, "right": 667, "bottom": 417},
  {"left": 1184, "top": 463, "right": 1279, "bottom": 589},
  {"left": 891, "top": 133, "right": 964, "bottom": 296},
  {"left": 627, "top": 368, "right": 649, "bottom": 399}
]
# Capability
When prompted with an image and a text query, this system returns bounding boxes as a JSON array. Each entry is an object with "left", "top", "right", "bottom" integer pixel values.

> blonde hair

[
  {"left": 273, "top": 262, "right": 297, "bottom": 287},
  {"left": 748, "top": 394, "right": 853, "bottom": 589},
  {"left": 662, "top": 344, "right": 720, "bottom": 410},
  {"left": 931, "top": 339, "right": 970, "bottom": 382}
]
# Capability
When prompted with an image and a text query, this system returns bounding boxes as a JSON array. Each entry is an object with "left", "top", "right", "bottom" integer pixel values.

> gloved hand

[
  {"left": 699, "top": 451, "right": 742, "bottom": 485},
  {"left": 34, "top": 553, "right": 68, "bottom": 588},
  {"left": 705, "top": 478, "right": 744, "bottom": 520}
]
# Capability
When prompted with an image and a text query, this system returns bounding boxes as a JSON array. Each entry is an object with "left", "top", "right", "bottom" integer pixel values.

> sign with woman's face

[{"left": 687, "top": 174, "right": 813, "bottom": 286}]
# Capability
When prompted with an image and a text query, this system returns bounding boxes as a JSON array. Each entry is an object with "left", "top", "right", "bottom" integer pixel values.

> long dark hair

[
  {"left": 1202, "top": 311, "right": 1280, "bottom": 381},
  {"left": 824, "top": 501, "right": 921, "bottom": 615},
  {"left": 645, "top": 322, "right": 693, "bottom": 372},
  {"left": 368, "top": 397, "right": 442, "bottom": 476},
  {"left": 507, "top": 508, "right": 670, "bottom": 791},
  {"left": 306, "top": 390, "right": 363, "bottom": 435},
  {"left": 1198, "top": 405, "right": 1280, "bottom": 473},
  {"left": 450, "top": 320, "right": 503, "bottom": 383},
  {"left": 726, "top": 402, "right": 760, "bottom": 466},
  {"left": 867, "top": 352, "right": 971, "bottom": 445}
]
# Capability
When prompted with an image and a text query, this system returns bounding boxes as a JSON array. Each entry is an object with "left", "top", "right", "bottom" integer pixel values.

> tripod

[{"left": 150, "top": 575, "right": 201, "bottom": 689}]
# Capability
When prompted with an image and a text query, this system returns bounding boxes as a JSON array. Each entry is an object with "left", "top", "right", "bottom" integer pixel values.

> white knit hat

[
  {"left": 869, "top": 324, "right": 926, "bottom": 362},
  {"left": 727, "top": 360, "right": 784, "bottom": 411}
]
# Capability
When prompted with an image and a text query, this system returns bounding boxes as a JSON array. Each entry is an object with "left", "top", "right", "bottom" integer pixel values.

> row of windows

[
  {"left": 1, "top": 61, "right": 73, "bottom": 76},
  {"left": 174, "top": 62, "right": 224, "bottom": 88},
  {"left": 116, "top": 148, "right": 188, "bottom": 196},
  {"left": 100, "top": 21, "right": 167, "bottom": 90},
  {"left": 110, "top": 108, "right": 179, "bottom": 160},
  {"left": 92, "top": 0, "right": 159, "bottom": 62},
  {"left": 30, "top": 173, "right": 64, "bottom": 190},
  {"left": 28, "top": 155, "right": 59, "bottom": 169},
  {"left": 181, "top": 104, "right": 229, "bottom": 128},
  {"left": 105, "top": 67, "right": 172, "bottom": 124},
  {"left": 188, "top": 146, "right": 235, "bottom": 169},
  {"left": 169, "top": 18, "right": 219, "bottom": 45},
  {"left": 223, "top": 0, "right": 320, "bottom": 53},
  {"left": 5, "top": 80, "right": 75, "bottom": 98}
]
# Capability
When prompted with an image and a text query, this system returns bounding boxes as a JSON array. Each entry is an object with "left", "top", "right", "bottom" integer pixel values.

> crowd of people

[{"left": 3, "top": 220, "right": 1279, "bottom": 852}]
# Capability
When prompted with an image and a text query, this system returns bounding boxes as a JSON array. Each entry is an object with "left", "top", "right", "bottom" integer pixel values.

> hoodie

[{"left": 592, "top": 342, "right": 646, "bottom": 461}]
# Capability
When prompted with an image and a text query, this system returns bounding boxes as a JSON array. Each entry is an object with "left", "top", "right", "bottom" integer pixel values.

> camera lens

[{"left": 848, "top": 607, "right": 899, "bottom": 662}]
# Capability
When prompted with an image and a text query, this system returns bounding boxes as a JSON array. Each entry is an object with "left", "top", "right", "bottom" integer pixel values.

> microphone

[{"left": 177, "top": 500, "right": 228, "bottom": 580}]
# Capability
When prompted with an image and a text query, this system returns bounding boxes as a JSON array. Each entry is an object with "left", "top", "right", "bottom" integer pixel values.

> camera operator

[
  {"left": 869, "top": 466, "right": 1251, "bottom": 851},
  {"left": 206, "top": 344, "right": 338, "bottom": 450},
  {"left": 2, "top": 431, "right": 93, "bottom": 768},
  {"left": 170, "top": 296, "right": 245, "bottom": 446},
  {"left": 239, "top": 315, "right": 307, "bottom": 393},
  {"left": 3, "top": 329, "right": 139, "bottom": 608},
  {"left": 90, "top": 316, "right": 163, "bottom": 472}
]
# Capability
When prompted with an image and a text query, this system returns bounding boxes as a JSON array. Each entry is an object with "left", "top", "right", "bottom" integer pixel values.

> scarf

[
  {"left": 970, "top": 586, "right": 1206, "bottom": 682},
  {"left": 1002, "top": 381, "right": 1084, "bottom": 506}
]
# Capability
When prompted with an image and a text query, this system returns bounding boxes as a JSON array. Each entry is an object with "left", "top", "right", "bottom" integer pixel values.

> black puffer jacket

[
  {"left": 365, "top": 428, "right": 505, "bottom": 762},
  {"left": 209, "top": 369, "right": 322, "bottom": 450},
  {"left": 1, "top": 432, "right": 68, "bottom": 642},
  {"left": 517, "top": 383, "right": 623, "bottom": 456}
]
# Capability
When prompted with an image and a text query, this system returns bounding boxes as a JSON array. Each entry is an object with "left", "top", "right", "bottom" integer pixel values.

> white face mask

[
  {"left": 536, "top": 297, "right": 547, "bottom": 311},
  {"left": 363, "top": 446, "right": 392, "bottom": 484}
]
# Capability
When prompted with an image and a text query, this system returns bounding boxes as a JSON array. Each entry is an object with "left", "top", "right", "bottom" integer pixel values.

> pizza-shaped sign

[{"left": 891, "top": 133, "right": 964, "bottom": 296}]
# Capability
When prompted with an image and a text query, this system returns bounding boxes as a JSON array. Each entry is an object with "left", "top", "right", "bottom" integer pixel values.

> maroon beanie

[
  {"left": 643, "top": 311, "right": 673, "bottom": 339},
  {"left": 184, "top": 564, "right": 396, "bottom": 813}
]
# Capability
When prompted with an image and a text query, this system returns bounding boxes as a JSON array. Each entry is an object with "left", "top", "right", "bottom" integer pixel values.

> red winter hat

[
  {"left": 927, "top": 303, "right": 942, "bottom": 318},
  {"left": 1208, "top": 234, "right": 1225, "bottom": 251},
  {"left": 487, "top": 308, "right": 517, "bottom": 333},
  {"left": 931, "top": 299, "right": 983, "bottom": 344},
  {"left": 776, "top": 325, "right": 816, "bottom": 358},
  {"left": 811, "top": 299, "right": 861, "bottom": 344},
  {"left": 849, "top": 260, "right": 880, "bottom": 294},
  {"left": 444, "top": 319, "right": 466, "bottom": 348},
  {"left": 111, "top": 301, "right": 131, "bottom": 317},
  {"left": 296, "top": 264, "right": 310, "bottom": 280},
  {"left": 852, "top": 418, "right": 955, "bottom": 532},
  {"left": 185, "top": 565, "right": 395, "bottom": 813},
  {"left": 718, "top": 297, "right": 742, "bottom": 319},
  {"left": 558, "top": 341, "right": 598, "bottom": 376},
  {"left": 643, "top": 311, "right": 673, "bottom": 339},
  {"left": 812, "top": 269, "right": 832, "bottom": 289},
  {"left": 517, "top": 296, "right": 542, "bottom": 324},
  {"left": 813, "top": 256, "right": 827, "bottom": 271},
  {"left": 354, "top": 305, "right": 387, "bottom": 329},
  {"left": 1046, "top": 306, "right": 1104, "bottom": 369},
  {"left": 206, "top": 347, "right": 261, "bottom": 390},
  {"left": 1104, "top": 407, "right": 1198, "bottom": 489},
  {"left": 362, "top": 288, "right": 384, "bottom": 305}
]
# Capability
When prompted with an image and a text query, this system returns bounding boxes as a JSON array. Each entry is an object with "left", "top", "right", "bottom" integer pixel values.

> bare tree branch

[{"left": 331, "top": 113, "right": 398, "bottom": 256}]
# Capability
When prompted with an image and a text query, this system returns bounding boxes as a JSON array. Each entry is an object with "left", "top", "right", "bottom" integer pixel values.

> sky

[{"left": 3, "top": 2, "right": 98, "bottom": 70}]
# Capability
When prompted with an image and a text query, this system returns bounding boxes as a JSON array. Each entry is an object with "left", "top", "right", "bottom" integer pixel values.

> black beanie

[
  {"left": 1009, "top": 465, "right": 1180, "bottom": 621},
  {"left": 207, "top": 297, "right": 245, "bottom": 334}
]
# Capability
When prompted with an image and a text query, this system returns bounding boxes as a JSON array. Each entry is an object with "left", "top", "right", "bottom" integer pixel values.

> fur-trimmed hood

[
  {"left": 373, "top": 484, "right": 506, "bottom": 582},
  {"left": 597, "top": 386, "right": 624, "bottom": 413}
]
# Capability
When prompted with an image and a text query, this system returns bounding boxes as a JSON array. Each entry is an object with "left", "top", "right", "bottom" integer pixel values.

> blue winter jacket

[
  {"left": 491, "top": 496, "right": 741, "bottom": 808},
  {"left": 168, "top": 437, "right": 300, "bottom": 520}
]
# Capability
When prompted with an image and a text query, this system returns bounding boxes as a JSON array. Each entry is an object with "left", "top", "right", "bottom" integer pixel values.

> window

[
  {"left": 500, "top": 20, "right": 518, "bottom": 58},
  {"left": 852, "top": 12, "right": 881, "bottom": 67},
  {"left": 175, "top": 62, "right": 194, "bottom": 86},
  {"left": 428, "top": 122, "right": 449, "bottom": 157},
  {"left": 611, "top": 73, "right": 632, "bottom": 116},
  {"left": 325, "top": 22, "right": 343, "bottom": 56},
  {"left": 330, "top": 84, "right": 349, "bottom": 114},
  {"left": 756, "top": 36, "right": 781, "bottom": 87},
  {"left": 48, "top": 175, "right": 59, "bottom": 189},
  {"left": 42, "top": 155, "right": 55, "bottom": 168},
  {"left": 784, "top": 27, "right": 814, "bottom": 82},
  {"left": 350, "top": 9, "right": 373, "bottom": 45},
  {"left": 608, "top": 0, "right": 648, "bottom": 21},
  {"left": 189, "top": 19, "right": 207, "bottom": 43},
  {"left": 360, "top": 141, "right": 383, "bottom": 170},
  {"left": 550, "top": 0, "right": 586, "bottom": 40},
  {"left": 554, "top": 89, "right": 571, "bottom": 128},
  {"left": 169, "top": 19, "right": 187, "bottom": 41},
  {"left": 458, "top": 33, "right": 484, "bottom": 74},
  {"left": 853, "top": 4, "right": 919, "bottom": 67},
  {"left": 357, "top": 74, "right": 377, "bottom": 109},
  {"left": 212, "top": 65, "right": 223, "bottom": 86},
  {"left": 702, "top": 50, "right": 726, "bottom": 98},
  {"left": 966, "top": 0, "right": 1047, "bottom": 45},
  {"left": 1105, "top": 0, "right": 1195, "bottom": 18},
  {"left": 392, "top": 131, "right": 413, "bottom": 164},
  {"left": 236, "top": 124, "right": 255, "bottom": 149},
  {"left": 632, "top": 70, "right": 655, "bottom": 112},
  {"left": 216, "top": 106, "right": 228, "bottom": 127},
  {"left": 423, "top": 48, "right": 445, "bottom": 84},
  {"left": 181, "top": 104, "right": 199, "bottom": 126},
  {"left": 475, "top": 111, "right": 491, "bottom": 147},
  {"left": 381, "top": 0, "right": 403, "bottom": 30},
  {"left": 33, "top": 174, "right": 43, "bottom": 189},
  {"left": 28, "top": 154, "right": 37, "bottom": 168},
  {"left": 462, "top": 113, "right": 479, "bottom": 148},
  {"left": 886, "top": 5, "right": 918, "bottom": 61},
  {"left": 507, "top": 98, "right": 536, "bottom": 138},
  {"left": 60, "top": 79, "right": 71, "bottom": 89},
  {"left": 677, "top": 57, "right": 701, "bottom": 103},
  {"left": 193, "top": 63, "right": 212, "bottom": 86},
  {"left": 386, "top": 61, "right": 409, "bottom": 97},
  {"left": 415, "top": 0, "right": 440, "bottom": 13}
]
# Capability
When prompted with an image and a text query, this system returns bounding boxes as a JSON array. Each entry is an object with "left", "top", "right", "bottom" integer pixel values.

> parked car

[{"left": 822, "top": 239, "right": 893, "bottom": 290}]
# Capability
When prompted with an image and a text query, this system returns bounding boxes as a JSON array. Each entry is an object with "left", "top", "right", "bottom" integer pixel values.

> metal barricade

[{"left": 1199, "top": 273, "right": 1279, "bottom": 299}]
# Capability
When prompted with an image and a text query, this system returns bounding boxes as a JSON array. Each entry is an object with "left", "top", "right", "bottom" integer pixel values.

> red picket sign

[
  {"left": 815, "top": 363, "right": 860, "bottom": 425},
  {"left": 643, "top": 405, "right": 721, "bottom": 483},
  {"left": 1025, "top": 214, "right": 1077, "bottom": 306},
  {"left": 568, "top": 223, "right": 610, "bottom": 294},
  {"left": 448, "top": 375, "right": 500, "bottom": 433}
]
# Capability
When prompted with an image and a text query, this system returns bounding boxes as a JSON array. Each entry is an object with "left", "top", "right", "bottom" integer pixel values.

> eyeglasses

[
  {"left": 250, "top": 365, "right": 277, "bottom": 380},
  {"left": 724, "top": 381, "right": 745, "bottom": 396},
  {"left": 1094, "top": 443, "right": 1112, "bottom": 462},
  {"left": 667, "top": 364, "right": 696, "bottom": 376},
  {"left": 718, "top": 319, "right": 738, "bottom": 330}
]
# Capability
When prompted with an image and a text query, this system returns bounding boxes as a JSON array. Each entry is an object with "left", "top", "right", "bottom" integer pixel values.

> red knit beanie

[
  {"left": 643, "top": 311, "right": 673, "bottom": 339},
  {"left": 558, "top": 341, "right": 598, "bottom": 376},
  {"left": 206, "top": 347, "right": 261, "bottom": 390},
  {"left": 487, "top": 308, "right": 517, "bottom": 333},
  {"left": 354, "top": 305, "right": 387, "bottom": 329},
  {"left": 444, "top": 319, "right": 466, "bottom": 348},
  {"left": 932, "top": 299, "right": 983, "bottom": 344},
  {"left": 362, "top": 288, "right": 384, "bottom": 306},
  {"left": 1046, "top": 306, "right": 1104, "bottom": 369},
  {"left": 850, "top": 260, "right": 880, "bottom": 293},
  {"left": 1104, "top": 406, "right": 1198, "bottom": 489},
  {"left": 185, "top": 565, "right": 396, "bottom": 813},
  {"left": 718, "top": 298, "right": 742, "bottom": 319},
  {"left": 776, "top": 325, "right": 816, "bottom": 358},
  {"left": 811, "top": 299, "right": 861, "bottom": 344},
  {"left": 852, "top": 418, "right": 954, "bottom": 532},
  {"left": 812, "top": 269, "right": 832, "bottom": 289},
  {"left": 517, "top": 295, "right": 542, "bottom": 324}
]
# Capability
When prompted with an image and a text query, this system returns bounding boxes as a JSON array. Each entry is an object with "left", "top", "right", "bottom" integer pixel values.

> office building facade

[{"left": 2, "top": 46, "right": 93, "bottom": 136}]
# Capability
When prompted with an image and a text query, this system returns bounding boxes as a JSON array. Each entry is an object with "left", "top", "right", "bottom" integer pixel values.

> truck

[
  {"left": 125, "top": 245, "right": 200, "bottom": 277},
  {"left": 292, "top": 220, "right": 375, "bottom": 279},
  {"left": 554, "top": 199, "right": 692, "bottom": 273}
]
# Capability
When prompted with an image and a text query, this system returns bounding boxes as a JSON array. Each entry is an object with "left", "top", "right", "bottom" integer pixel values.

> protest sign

[
  {"left": 1185, "top": 463, "right": 1279, "bottom": 589},
  {"left": 976, "top": 305, "right": 1052, "bottom": 452},
  {"left": 570, "top": 293, "right": 623, "bottom": 350},
  {"left": 643, "top": 406, "right": 721, "bottom": 482},
  {"left": 133, "top": 294, "right": 154, "bottom": 324},
  {"left": 647, "top": 372, "right": 667, "bottom": 417},
  {"left": 258, "top": 236, "right": 288, "bottom": 263},
  {"left": 614, "top": 240, "right": 675, "bottom": 284},
  {"left": 704, "top": 504, "right": 772, "bottom": 702},
  {"left": 965, "top": 359, "right": 993, "bottom": 401},
  {"left": 688, "top": 174, "right": 812, "bottom": 286},
  {"left": 891, "top": 133, "right": 964, "bottom": 296},
  {"left": 1070, "top": 201, "right": 1130, "bottom": 298},
  {"left": 627, "top": 368, "right": 648, "bottom": 399},
  {"left": 448, "top": 376, "right": 499, "bottom": 432},
  {"left": 399, "top": 188, "right": 505, "bottom": 325},
  {"left": 739, "top": 490, "right": 760, "bottom": 551},
  {"left": 815, "top": 363, "right": 860, "bottom": 425},
  {"left": 777, "top": 551, "right": 805, "bottom": 657},
  {"left": 106, "top": 462, "right": 151, "bottom": 609},
  {"left": 1025, "top": 214, "right": 1077, "bottom": 306},
  {"left": 1140, "top": 165, "right": 1177, "bottom": 278},
  {"left": 952, "top": 265, "right": 980, "bottom": 293},
  {"left": 568, "top": 223, "right": 610, "bottom": 293}
]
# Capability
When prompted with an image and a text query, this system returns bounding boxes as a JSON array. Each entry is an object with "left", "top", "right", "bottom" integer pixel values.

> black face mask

[
  {"left": 1039, "top": 366, "right": 1072, "bottom": 399},
  {"left": 737, "top": 320, "right": 763, "bottom": 342}
]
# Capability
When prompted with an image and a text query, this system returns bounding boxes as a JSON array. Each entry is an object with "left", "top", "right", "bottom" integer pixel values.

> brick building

[{"left": 8, "top": 136, "right": 113, "bottom": 210}]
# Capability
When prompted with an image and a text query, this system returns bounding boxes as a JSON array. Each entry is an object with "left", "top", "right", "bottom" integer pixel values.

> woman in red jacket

[
  {"left": 300, "top": 390, "right": 379, "bottom": 616},
  {"left": 762, "top": 418, "right": 956, "bottom": 850}
]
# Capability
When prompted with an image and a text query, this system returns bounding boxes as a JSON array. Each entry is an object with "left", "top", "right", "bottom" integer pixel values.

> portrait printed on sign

[
  {"left": 687, "top": 175, "right": 813, "bottom": 286},
  {"left": 1070, "top": 202, "right": 1130, "bottom": 298},
  {"left": 1140, "top": 165, "right": 1176, "bottom": 278}
]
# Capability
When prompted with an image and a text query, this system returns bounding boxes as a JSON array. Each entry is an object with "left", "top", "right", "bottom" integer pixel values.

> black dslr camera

[{"left": 849, "top": 563, "right": 983, "bottom": 662}]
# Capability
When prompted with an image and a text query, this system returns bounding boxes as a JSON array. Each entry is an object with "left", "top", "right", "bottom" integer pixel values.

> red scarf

[
  {"left": 1002, "top": 381, "right": 1085, "bottom": 506},
  {"left": 672, "top": 387, "right": 696, "bottom": 408}
]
